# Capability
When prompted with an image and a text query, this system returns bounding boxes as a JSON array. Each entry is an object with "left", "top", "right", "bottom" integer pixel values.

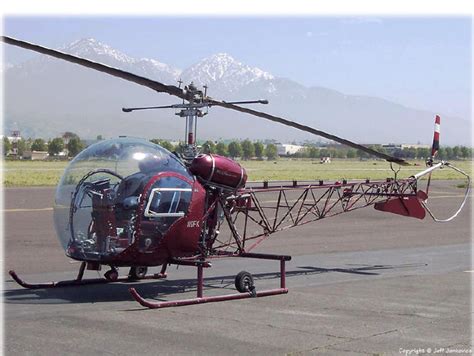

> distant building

[
  {"left": 382, "top": 143, "right": 430, "bottom": 151},
  {"left": 23, "top": 150, "right": 49, "bottom": 160},
  {"left": 276, "top": 143, "right": 304, "bottom": 156}
]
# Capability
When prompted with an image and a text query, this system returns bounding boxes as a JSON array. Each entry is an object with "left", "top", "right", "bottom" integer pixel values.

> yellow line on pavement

[{"left": 2, "top": 207, "right": 54, "bottom": 213}]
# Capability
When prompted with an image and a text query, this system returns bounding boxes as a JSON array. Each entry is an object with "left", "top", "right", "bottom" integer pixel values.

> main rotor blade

[
  {"left": 3, "top": 35, "right": 408, "bottom": 165},
  {"left": 208, "top": 99, "right": 408, "bottom": 165},
  {"left": 1, "top": 36, "right": 186, "bottom": 100}
]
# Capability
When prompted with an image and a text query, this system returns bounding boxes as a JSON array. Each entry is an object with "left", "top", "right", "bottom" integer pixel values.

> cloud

[
  {"left": 306, "top": 31, "right": 328, "bottom": 38},
  {"left": 341, "top": 17, "right": 383, "bottom": 25}
]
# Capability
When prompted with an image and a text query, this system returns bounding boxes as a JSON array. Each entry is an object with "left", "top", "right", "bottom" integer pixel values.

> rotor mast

[
  {"left": 122, "top": 81, "right": 268, "bottom": 162},
  {"left": 178, "top": 82, "right": 206, "bottom": 160}
]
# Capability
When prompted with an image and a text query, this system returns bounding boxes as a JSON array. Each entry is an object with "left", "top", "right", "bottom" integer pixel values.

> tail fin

[{"left": 431, "top": 115, "right": 440, "bottom": 159}]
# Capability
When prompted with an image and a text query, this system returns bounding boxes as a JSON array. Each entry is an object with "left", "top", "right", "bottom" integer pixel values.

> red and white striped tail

[{"left": 431, "top": 115, "right": 440, "bottom": 158}]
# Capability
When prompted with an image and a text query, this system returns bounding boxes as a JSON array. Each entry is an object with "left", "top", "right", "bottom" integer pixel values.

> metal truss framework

[{"left": 211, "top": 178, "right": 418, "bottom": 255}]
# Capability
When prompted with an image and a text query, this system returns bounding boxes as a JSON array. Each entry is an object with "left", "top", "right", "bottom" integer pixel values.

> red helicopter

[{"left": 2, "top": 36, "right": 470, "bottom": 309}]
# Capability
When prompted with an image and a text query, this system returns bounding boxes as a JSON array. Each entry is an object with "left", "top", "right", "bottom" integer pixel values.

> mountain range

[{"left": 3, "top": 38, "right": 471, "bottom": 145}]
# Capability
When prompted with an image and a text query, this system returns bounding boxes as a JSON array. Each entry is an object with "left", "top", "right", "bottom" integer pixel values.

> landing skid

[
  {"left": 129, "top": 253, "right": 291, "bottom": 309},
  {"left": 8, "top": 262, "right": 168, "bottom": 290}
]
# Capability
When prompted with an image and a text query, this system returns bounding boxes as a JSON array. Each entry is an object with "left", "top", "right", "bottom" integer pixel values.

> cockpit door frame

[{"left": 144, "top": 187, "right": 193, "bottom": 218}]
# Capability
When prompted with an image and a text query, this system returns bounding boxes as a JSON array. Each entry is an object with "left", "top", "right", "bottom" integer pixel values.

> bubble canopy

[{"left": 54, "top": 137, "right": 191, "bottom": 251}]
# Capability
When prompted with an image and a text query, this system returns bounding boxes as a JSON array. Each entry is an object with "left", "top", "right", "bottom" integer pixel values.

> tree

[
  {"left": 437, "top": 147, "right": 446, "bottom": 160},
  {"left": 319, "top": 148, "right": 329, "bottom": 159},
  {"left": 335, "top": 149, "right": 346, "bottom": 159},
  {"left": 63, "top": 131, "right": 77, "bottom": 140},
  {"left": 346, "top": 149, "right": 356, "bottom": 159},
  {"left": 254, "top": 142, "right": 264, "bottom": 159},
  {"left": 328, "top": 149, "right": 338, "bottom": 159},
  {"left": 461, "top": 146, "right": 471, "bottom": 160},
  {"left": 202, "top": 140, "right": 216, "bottom": 154},
  {"left": 227, "top": 141, "right": 242, "bottom": 159},
  {"left": 368, "top": 145, "right": 387, "bottom": 156},
  {"left": 241, "top": 139, "right": 255, "bottom": 160},
  {"left": 265, "top": 143, "right": 278, "bottom": 160},
  {"left": 452, "top": 146, "right": 461, "bottom": 160},
  {"left": 67, "top": 137, "right": 85, "bottom": 157},
  {"left": 161, "top": 141, "right": 175, "bottom": 152},
  {"left": 308, "top": 147, "right": 319, "bottom": 159},
  {"left": 16, "top": 139, "right": 27, "bottom": 157},
  {"left": 48, "top": 137, "right": 65, "bottom": 156},
  {"left": 96, "top": 134, "right": 104, "bottom": 141},
  {"left": 445, "top": 147, "right": 454, "bottom": 160},
  {"left": 416, "top": 147, "right": 430, "bottom": 160},
  {"left": 150, "top": 139, "right": 175, "bottom": 152},
  {"left": 215, "top": 142, "right": 228, "bottom": 156},
  {"left": 295, "top": 147, "right": 309, "bottom": 158},
  {"left": 3, "top": 137, "right": 11, "bottom": 156},
  {"left": 405, "top": 147, "right": 417, "bottom": 159},
  {"left": 356, "top": 148, "right": 369, "bottom": 159},
  {"left": 31, "top": 138, "right": 47, "bottom": 151},
  {"left": 392, "top": 148, "right": 405, "bottom": 158}
]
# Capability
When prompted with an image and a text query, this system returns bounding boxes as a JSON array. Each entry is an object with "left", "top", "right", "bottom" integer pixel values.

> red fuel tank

[{"left": 190, "top": 154, "right": 247, "bottom": 189}]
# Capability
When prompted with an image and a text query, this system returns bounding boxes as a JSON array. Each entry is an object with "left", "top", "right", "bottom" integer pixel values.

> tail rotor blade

[{"left": 431, "top": 115, "right": 441, "bottom": 158}]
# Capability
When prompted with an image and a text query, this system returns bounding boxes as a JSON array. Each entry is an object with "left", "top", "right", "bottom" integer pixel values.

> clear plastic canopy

[{"left": 53, "top": 137, "right": 190, "bottom": 252}]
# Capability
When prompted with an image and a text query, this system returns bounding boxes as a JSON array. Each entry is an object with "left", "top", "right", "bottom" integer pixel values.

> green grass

[
  {"left": 2, "top": 158, "right": 472, "bottom": 187},
  {"left": 2, "top": 160, "right": 67, "bottom": 187},
  {"left": 241, "top": 159, "right": 473, "bottom": 182}
]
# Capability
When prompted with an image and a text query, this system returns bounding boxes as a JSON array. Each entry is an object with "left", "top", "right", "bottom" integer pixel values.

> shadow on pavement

[{"left": 3, "top": 262, "right": 426, "bottom": 306}]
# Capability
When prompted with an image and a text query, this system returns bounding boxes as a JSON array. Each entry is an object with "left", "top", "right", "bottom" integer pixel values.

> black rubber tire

[
  {"left": 129, "top": 266, "right": 148, "bottom": 280},
  {"left": 235, "top": 271, "right": 254, "bottom": 293},
  {"left": 104, "top": 269, "right": 119, "bottom": 282}
]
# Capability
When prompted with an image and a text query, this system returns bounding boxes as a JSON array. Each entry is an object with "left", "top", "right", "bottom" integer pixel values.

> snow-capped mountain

[
  {"left": 64, "top": 38, "right": 135, "bottom": 64},
  {"left": 1, "top": 61, "right": 14, "bottom": 73},
  {"left": 12, "top": 38, "right": 181, "bottom": 84},
  {"left": 181, "top": 53, "right": 274, "bottom": 92},
  {"left": 67, "top": 38, "right": 182, "bottom": 83},
  {"left": 2, "top": 38, "right": 470, "bottom": 145}
]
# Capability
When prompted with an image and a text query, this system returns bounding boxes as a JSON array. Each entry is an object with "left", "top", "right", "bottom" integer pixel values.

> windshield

[{"left": 54, "top": 137, "right": 191, "bottom": 253}]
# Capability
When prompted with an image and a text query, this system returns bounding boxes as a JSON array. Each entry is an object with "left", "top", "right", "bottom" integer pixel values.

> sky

[{"left": 3, "top": 16, "right": 472, "bottom": 119}]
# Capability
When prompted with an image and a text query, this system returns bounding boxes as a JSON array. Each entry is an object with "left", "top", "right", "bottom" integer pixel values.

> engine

[{"left": 189, "top": 154, "right": 247, "bottom": 190}]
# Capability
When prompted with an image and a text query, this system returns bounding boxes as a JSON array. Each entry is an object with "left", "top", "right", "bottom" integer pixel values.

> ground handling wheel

[
  {"left": 104, "top": 268, "right": 119, "bottom": 282},
  {"left": 128, "top": 266, "right": 148, "bottom": 280},
  {"left": 235, "top": 271, "right": 256, "bottom": 296}
]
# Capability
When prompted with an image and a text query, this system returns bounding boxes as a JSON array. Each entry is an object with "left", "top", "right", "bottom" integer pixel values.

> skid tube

[
  {"left": 129, "top": 252, "right": 291, "bottom": 309},
  {"left": 9, "top": 262, "right": 168, "bottom": 290}
]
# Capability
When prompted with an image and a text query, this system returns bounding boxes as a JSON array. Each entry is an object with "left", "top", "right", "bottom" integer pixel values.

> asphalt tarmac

[{"left": 3, "top": 182, "right": 472, "bottom": 355}]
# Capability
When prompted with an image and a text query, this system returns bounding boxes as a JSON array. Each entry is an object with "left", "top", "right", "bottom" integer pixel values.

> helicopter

[{"left": 2, "top": 36, "right": 470, "bottom": 309}]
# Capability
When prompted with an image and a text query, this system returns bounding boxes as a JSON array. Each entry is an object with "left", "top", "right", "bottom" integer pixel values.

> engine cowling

[{"left": 189, "top": 154, "right": 247, "bottom": 189}]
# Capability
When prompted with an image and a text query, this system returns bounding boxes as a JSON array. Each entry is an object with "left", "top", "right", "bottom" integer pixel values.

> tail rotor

[{"left": 428, "top": 115, "right": 441, "bottom": 166}]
